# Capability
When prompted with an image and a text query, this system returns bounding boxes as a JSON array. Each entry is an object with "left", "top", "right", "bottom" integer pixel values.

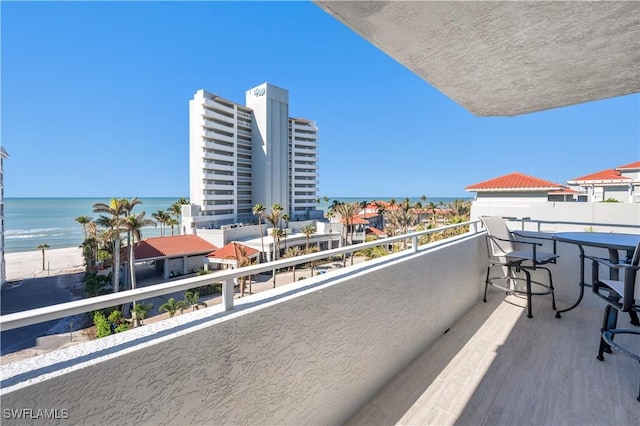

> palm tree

[
  {"left": 427, "top": 201, "right": 438, "bottom": 228},
  {"left": 305, "top": 246, "right": 320, "bottom": 277},
  {"left": 301, "top": 224, "right": 316, "bottom": 251},
  {"left": 152, "top": 210, "right": 171, "bottom": 237},
  {"left": 122, "top": 212, "right": 156, "bottom": 309},
  {"left": 75, "top": 215, "right": 93, "bottom": 240},
  {"left": 78, "top": 219, "right": 98, "bottom": 272},
  {"left": 93, "top": 198, "right": 128, "bottom": 292},
  {"left": 183, "top": 290, "right": 207, "bottom": 312},
  {"left": 264, "top": 204, "right": 283, "bottom": 287},
  {"left": 169, "top": 199, "right": 188, "bottom": 235},
  {"left": 333, "top": 202, "right": 362, "bottom": 266},
  {"left": 358, "top": 244, "right": 389, "bottom": 260},
  {"left": 269, "top": 227, "right": 285, "bottom": 288},
  {"left": 120, "top": 198, "right": 143, "bottom": 289},
  {"left": 386, "top": 208, "right": 418, "bottom": 250},
  {"left": 360, "top": 200, "right": 368, "bottom": 215},
  {"left": 83, "top": 271, "right": 111, "bottom": 297},
  {"left": 281, "top": 213, "right": 290, "bottom": 250},
  {"left": 132, "top": 302, "right": 153, "bottom": 327},
  {"left": 448, "top": 199, "right": 471, "bottom": 219},
  {"left": 283, "top": 246, "right": 302, "bottom": 282},
  {"left": 401, "top": 197, "right": 412, "bottom": 212},
  {"left": 325, "top": 209, "right": 335, "bottom": 250},
  {"left": 159, "top": 297, "right": 186, "bottom": 318},
  {"left": 234, "top": 244, "right": 253, "bottom": 297},
  {"left": 373, "top": 201, "right": 387, "bottom": 230},
  {"left": 167, "top": 218, "right": 179, "bottom": 236},
  {"left": 36, "top": 243, "right": 50, "bottom": 270},
  {"left": 252, "top": 203, "right": 266, "bottom": 262},
  {"left": 264, "top": 204, "right": 283, "bottom": 262}
]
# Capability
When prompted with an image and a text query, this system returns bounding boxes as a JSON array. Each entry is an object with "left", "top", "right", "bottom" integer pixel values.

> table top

[{"left": 552, "top": 232, "right": 640, "bottom": 251}]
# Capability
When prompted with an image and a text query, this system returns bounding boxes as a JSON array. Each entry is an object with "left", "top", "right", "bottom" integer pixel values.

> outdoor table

[{"left": 552, "top": 232, "right": 640, "bottom": 321}]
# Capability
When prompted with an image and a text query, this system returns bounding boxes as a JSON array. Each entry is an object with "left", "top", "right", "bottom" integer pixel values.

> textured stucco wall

[
  {"left": 2, "top": 235, "right": 486, "bottom": 425},
  {"left": 471, "top": 202, "right": 640, "bottom": 233}
]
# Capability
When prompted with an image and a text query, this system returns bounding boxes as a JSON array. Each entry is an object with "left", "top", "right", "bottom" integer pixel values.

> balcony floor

[{"left": 347, "top": 289, "right": 639, "bottom": 425}]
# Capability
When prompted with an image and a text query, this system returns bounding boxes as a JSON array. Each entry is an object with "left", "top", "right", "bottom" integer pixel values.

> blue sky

[{"left": 2, "top": 1, "right": 639, "bottom": 199}]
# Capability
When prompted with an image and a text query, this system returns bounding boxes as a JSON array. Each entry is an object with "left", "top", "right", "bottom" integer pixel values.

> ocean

[
  {"left": 3, "top": 198, "right": 181, "bottom": 254},
  {"left": 3, "top": 196, "right": 470, "bottom": 254}
]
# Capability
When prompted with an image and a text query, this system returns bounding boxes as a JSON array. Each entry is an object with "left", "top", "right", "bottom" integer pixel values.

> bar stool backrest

[
  {"left": 625, "top": 242, "right": 640, "bottom": 306},
  {"left": 481, "top": 216, "right": 516, "bottom": 259}
]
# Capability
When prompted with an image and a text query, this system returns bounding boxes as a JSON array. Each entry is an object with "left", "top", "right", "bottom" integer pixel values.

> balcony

[{"left": 1, "top": 221, "right": 638, "bottom": 424}]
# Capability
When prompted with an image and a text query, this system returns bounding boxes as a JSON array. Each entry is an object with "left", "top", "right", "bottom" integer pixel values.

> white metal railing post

[
  {"left": 223, "top": 279, "right": 235, "bottom": 311},
  {"left": 412, "top": 236, "right": 418, "bottom": 252}
]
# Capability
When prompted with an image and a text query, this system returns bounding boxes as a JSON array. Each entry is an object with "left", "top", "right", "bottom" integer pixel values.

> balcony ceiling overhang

[{"left": 314, "top": 1, "right": 640, "bottom": 116}]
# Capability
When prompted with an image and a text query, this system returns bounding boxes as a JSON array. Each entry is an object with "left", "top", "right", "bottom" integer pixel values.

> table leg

[{"left": 556, "top": 243, "right": 586, "bottom": 318}]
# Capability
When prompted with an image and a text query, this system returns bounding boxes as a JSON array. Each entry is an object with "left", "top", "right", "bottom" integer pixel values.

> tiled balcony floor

[{"left": 348, "top": 289, "right": 639, "bottom": 425}]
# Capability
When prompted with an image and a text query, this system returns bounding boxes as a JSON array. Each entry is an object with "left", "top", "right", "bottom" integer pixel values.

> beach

[{"left": 5, "top": 247, "right": 85, "bottom": 283}]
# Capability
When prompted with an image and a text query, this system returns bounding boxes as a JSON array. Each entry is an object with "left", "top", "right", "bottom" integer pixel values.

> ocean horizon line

[
  {"left": 3, "top": 196, "right": 186, "bottom": 200},
  {"left": 4, "top": 195, "right": 470, "bottom": 200}
]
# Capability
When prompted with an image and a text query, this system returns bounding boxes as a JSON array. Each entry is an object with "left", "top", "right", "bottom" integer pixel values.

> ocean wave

[
  {"left": 5, "top": 228, "right": 66, "bottom": 236},
  {"left": 6, "top": 233, "right": 52, "bottom": 240},
  {"left": 5, "top": 228, "right": 71, "bottom": 240}
]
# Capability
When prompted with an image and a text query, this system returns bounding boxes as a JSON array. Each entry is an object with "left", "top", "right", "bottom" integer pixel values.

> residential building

[
  {"left": 131, "top": 235, "right": 218, "bottom": 279},
  {"left": 188, "top": 83, "right": 319, "bottom": 230},
  {"left": 567, "top": 161, "right": 640, "bottom": 203},
  {"left": 289, "top": 118, "right": 320, "bottom": 221},
  {"left": 465, "top": 171, "right": 640, "bottom": 231},
  {"left": 0, "top": 146, "right": 7, "bottom": 287},
  {"left": 465, "top": 172, "right": 571, "bottom": 205}
]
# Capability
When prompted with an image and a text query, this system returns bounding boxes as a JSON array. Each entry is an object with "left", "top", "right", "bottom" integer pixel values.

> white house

[{"left": 567, "top": 161, "right": 640, "bottom": 203}]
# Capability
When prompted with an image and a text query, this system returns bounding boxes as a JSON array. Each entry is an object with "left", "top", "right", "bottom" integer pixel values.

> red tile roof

[
  {"left": 342, "top": 215, "right": 370, "bottom": 225},
  {"left": 548, "top": 187, "right": 579, "bottom": 194},
  {"left": 367, "top": 227, "right": 387, "bottom": 237},
  {"left": 365, "top": 201, "right": 402, "bottom": 211},
  {"left": 569, "top": 169, "right": 630, "bottom": 183},
  {"left": 359, "top": 212, "right": 380, "bottom": 219},
  {"left": 207, "top": 242, "right": 259, "bottom": 259},
  {"left": 465, "top": 172, "right": 563, "bottom": 192},
  {"left": 616, "top": 161, "right": 640, "bottom": 170},
  {"left": 134, "top": 235, "right": 218, "bottom": 260}
]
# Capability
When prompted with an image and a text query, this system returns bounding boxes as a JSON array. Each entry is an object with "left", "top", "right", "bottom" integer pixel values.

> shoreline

[{"left": 4, "top": 246, "right": 85, "bottom": 283}]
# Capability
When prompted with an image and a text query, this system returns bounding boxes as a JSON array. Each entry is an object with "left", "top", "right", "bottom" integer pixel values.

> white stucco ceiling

[{"left": 314, "top": 1, "right": 640, "bottom": 116}]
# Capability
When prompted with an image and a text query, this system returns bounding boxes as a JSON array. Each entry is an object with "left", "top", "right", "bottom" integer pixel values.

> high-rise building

[
  {"left": 189, "top": 83, "right": 319, "bottom": 228},
  {"left": 1, "top": 146, "right": 8, "bottom": 287}
]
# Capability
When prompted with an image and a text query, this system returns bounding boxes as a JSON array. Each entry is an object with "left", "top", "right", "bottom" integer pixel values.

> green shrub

[
  {"left": 107, "top": 309, "right": 125, "bottom": 324},
  {"left": 602, "top": 198, "right": 620, "bottom": 203},
  {"left": 114, "top": 323, "right": 130, "bottom": 333},
  {"left": 94, "top": 311, "right": 112, "bottom": 338},
  {"left": 190, "top": 283, "right": 221, "bottom": 296}
]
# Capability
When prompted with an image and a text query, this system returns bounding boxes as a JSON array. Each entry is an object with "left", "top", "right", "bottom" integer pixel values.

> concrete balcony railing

[
  {"left": 0, "top": 222, "right": 486, "bottom": 424},
  {"left": 1, "top": 219, "right": 638, "bottom": 424}
]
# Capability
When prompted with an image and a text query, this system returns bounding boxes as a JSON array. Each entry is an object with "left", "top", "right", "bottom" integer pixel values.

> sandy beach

[{"left": 5, "top": 247, "right": 85, "bottom": 283}]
